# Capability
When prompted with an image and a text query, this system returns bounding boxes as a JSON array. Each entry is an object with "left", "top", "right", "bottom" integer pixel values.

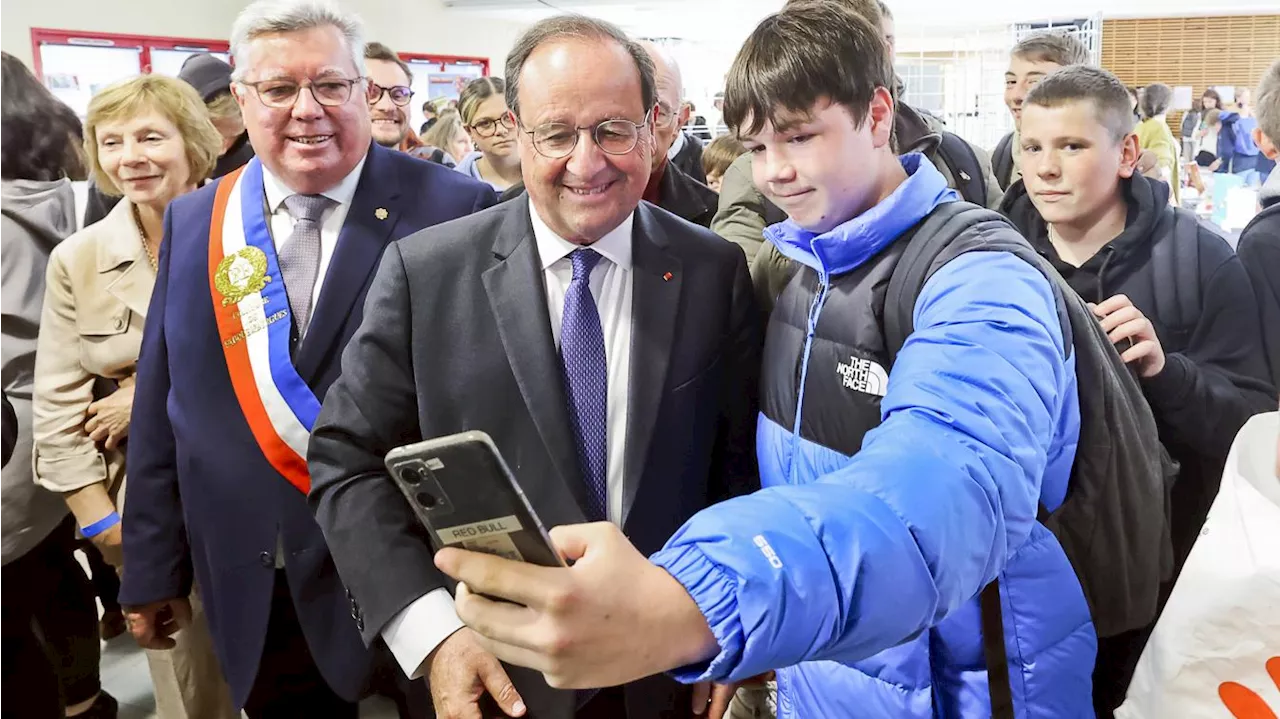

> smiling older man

[
  {"left": 116, "top": 1, "right": 495, "bottom": 716},
  {"left": 308, "top": 13, "right": 761, "bottom": 719}
]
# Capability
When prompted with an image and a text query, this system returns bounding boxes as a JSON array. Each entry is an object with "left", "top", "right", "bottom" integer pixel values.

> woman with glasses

[{"left": 455, "top": 77, "right": 523, "bottom": 191}]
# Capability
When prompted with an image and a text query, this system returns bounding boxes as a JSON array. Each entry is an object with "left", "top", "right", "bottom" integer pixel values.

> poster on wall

[{"left": 1213, "top": 86, "right": 1237, "bottom": 106}]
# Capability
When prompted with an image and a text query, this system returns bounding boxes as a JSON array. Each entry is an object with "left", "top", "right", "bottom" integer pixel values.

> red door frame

[
  {"left": 31, "top": 28, "right": 230, "bottom": 80},
  {"left": 31, "top": 28, "right": 487, "bottom": 83}
]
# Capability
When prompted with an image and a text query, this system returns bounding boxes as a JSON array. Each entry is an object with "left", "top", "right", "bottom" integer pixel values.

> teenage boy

[
  {"left": 432, "top": 4, "right": 1098, "bottom": 717},
  {"left": 1238, "top": 58, "right": 1280, "bottom": 387},
  {"left": 720, "top": 0, "right": 1001, "bottom": 312},
  {"left": 993, "top": 32, "right": 1090, "bottom": 191},
  {"left": 999, "top": 64, "right": 1276, "bottom": 714}
]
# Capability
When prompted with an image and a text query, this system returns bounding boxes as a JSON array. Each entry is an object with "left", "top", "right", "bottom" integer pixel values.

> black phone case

[{"left": 384, "top": 431, "right": 563, "bottom": 567}]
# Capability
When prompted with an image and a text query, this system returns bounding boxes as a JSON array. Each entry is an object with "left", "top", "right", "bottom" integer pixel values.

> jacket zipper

[{"left": 788, "top": 265, "right": 831, "bottom": 486}]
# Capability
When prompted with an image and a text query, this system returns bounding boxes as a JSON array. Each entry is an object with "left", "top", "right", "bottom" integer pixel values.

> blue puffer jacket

[{"left": 652, "top": 156, "right": 1096, "bottom": 718}]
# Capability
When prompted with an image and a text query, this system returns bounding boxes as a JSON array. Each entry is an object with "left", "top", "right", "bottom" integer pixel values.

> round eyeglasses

[
  {"left": 467, "top": 114, "right": 515, "bottom": 138},
  {"left": 239, "top": 77, "right": 365, "bottom": 109},
  {"left": 518, "top": 116, "right": 651, "bottom": 159},
  {"left": 368, "top": 82, "right": 414, "bottom": 107}
]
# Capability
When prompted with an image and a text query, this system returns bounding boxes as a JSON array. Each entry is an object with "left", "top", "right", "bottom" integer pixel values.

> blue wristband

[{"left": 81, "top": 511, "right": 121, "bottom": 538}]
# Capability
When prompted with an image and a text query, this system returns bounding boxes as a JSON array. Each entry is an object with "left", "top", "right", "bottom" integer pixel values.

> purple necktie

[{"left": 559, "top": 248, "right": 608, "bottom": 522}]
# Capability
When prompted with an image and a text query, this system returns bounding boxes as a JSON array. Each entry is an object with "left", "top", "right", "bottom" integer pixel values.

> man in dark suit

[
  {"left": 117, "top": 2, "right": 496, "bottom": 717},
  {"left": 638, "top": 41, "right": 717, "bottom": 230},
  {"left": 308, "top": 14, "right": 760, "bottom": 719}
]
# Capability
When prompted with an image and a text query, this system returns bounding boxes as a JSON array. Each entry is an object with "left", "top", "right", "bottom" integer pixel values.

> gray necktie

[{"left": 278, "top": 193, "right": 333, "bottom": 336}]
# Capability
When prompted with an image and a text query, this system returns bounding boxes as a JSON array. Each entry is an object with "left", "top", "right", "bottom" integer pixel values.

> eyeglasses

[
  {"left": 654, "top": 102, "right": 681, "bottom": 129},
  {"left": 518, "top": 115, "right": 651, "bottom": 159},
  {"left": 467, "top": 113, "right": 515, "bottom": 138},
  {"left": 238, "top": 77, "right": 365, "bottom": 109},
  {"left": 368, "top": 82, "right": 414, "bottom": 107}
]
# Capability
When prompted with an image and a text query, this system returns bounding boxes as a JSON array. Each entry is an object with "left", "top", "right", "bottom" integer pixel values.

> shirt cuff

[{"left": 382, "top": 588, "right": 465, "bottom": 680}]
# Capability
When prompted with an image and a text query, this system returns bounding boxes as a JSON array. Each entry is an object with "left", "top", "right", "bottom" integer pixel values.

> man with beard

[{"left": 364, "top": 42, "right": 424, "bottom": 156}]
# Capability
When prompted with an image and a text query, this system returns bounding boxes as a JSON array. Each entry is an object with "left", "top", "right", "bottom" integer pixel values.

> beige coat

[{"left": 32, "top": 198, "right": 153, "bottom": 499}]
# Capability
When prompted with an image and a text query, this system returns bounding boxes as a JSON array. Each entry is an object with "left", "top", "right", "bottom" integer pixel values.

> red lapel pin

[{"left": 663, "top": 272, "right": 673, "bottom": 281}]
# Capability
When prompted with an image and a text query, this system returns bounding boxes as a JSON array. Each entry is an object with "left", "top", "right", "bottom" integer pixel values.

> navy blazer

[{"left": 119, "top": 143, "right": 495, "bottom": 706}]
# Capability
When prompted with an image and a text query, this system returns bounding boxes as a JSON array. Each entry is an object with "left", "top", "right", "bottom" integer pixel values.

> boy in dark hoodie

[
  {"left": 1237, "top": 58, "right": 1280, "bottom": 388},
  {"left": 998, "top": 64, "right": 1277, "bottom": 716}
]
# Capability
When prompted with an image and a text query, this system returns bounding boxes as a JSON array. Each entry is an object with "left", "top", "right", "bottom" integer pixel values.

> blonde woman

[
  {"left": 455, "top": 77, "right": 522, "bottom": 191},
  {"left": 32, "top": 75, "right": 237, "bottom": 719},
  {"left": 83, "top": 53, "right": 253, "bottom": 228},
  {"left": 422, "top": 109, "right": 474, "bottom": 166}
]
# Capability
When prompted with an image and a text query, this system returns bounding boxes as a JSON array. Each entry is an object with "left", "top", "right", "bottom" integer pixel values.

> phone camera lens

[
  {"left": 415, "top": 491, "right": 438, "bottom": 509},
  {"left": 400, "top": 467, "right": 423, "bottom": 485}
]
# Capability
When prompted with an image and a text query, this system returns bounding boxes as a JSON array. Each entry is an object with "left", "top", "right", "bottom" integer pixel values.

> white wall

[{"left": 2, "top": 0, "right": 532, "bottom": 76}]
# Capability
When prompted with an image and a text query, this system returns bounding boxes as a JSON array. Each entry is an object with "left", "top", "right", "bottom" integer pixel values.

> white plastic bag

[{"left": 1117, "top": 412, "right": 1280, "bottom": 719}]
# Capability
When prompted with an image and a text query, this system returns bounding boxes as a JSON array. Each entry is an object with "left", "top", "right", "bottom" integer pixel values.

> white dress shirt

[
  {"left": 262, "top": 153, "right": 367, "bottom": 567},
  {"left": 261, "top": 154, "right": 367, "bottom": 334},
  {"left": 667, "top": 128, "right": 686, "bottom": 162},
  {"left": 383, "top": 202, "right": 637, "bottom": 679}
]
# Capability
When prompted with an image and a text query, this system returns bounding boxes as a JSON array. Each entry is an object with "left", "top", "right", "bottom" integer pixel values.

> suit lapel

[
  {"left": 621, "top": 205, "right": 682, "bottom": 526},
  {"left": 295, "top": 144, "right": 400, "bottom": 384},
  {"left": 482, "top": 197, "right": 589, "bottom": 510}
]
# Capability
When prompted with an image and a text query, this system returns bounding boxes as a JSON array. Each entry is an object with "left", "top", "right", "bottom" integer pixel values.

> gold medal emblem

[
  {"left": 375, "top": 207, "right": 389, "bottom": 220},
  {"left": 214, "top": 247, "right": 271, "bottom": 306}
]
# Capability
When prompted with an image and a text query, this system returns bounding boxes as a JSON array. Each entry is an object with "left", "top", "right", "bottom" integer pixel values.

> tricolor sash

[{"left": 208, "top": 159, "right": 320, "bottom": 494}]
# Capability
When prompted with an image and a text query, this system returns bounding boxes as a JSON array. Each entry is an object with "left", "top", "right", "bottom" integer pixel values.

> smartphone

[{"left": 384, "top": 430, "right": 565, "bottom": 567}]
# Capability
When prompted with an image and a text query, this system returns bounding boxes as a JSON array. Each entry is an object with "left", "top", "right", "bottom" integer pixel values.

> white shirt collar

[
  {"left": 667, "top": 130, "right": 686, "bottom": 161},
  {"left": 261, "top": 151, "right": 369, "bottom": 213},
  {"left": 529, "top": 200, "right": 633, "bottom": 272}
]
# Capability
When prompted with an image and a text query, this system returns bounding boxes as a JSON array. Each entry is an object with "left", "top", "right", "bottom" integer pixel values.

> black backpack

[
  {"left": 935, "top": 132, "right": 989, "bottom": 207},
  {"left": 1147, "top": 207, "right": 1208, "bottom": 348},
  {"left": 993, "top": 132, "right": 1015, "bottom": 193},
  {"left": 883, "top": 202, "right": 1176, "bottom": 718}
]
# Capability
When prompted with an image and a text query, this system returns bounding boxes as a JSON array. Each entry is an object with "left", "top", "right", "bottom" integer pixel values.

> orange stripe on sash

[{"left": 207, "top": 168, "right": 311, "bottom": 494}]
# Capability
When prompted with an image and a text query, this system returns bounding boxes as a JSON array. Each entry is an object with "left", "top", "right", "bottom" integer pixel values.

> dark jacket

[
  {"left": 308, "top": 195, "right": 761, "bottom": 719},
  {"left": 657, "top": 161, "right": 718, "bottom": 228},
  {"left": 83, "top": 132, "right": 255, "bottom": 228},
  {"left": 1236, "top": 172, "right": 1280, "bottom": 387},
  {"left": 2, "top": 392, "right": 14, "bottom": 468},
  {"left": 1000, "top": 172, "right": 1276, "bottom": 565},
  {"left": 671, "top": 131, "right": 707, "bottom": 184}
]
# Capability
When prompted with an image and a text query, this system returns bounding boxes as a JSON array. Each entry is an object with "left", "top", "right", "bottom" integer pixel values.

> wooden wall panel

[{"left": 1101, "top": 14, "right": 1280, "bottom": 136}]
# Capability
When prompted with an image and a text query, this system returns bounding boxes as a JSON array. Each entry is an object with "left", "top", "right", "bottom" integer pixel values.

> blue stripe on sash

[{"left": 238, "top": 159, "right": 322, "bottom": 431}]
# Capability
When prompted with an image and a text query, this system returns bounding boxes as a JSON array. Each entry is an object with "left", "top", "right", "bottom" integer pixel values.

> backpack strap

[
  {"left": 935, "top": 132, "right": 988, "bottom": 206},
  {"left": 1149, "top": 209, "right": 1203, "bottom": 333},
  {"left": 993, "top": 132, "right": 1015, "bottom": 192},
  {"left": 981, "top": 580, "right": 1015, "bottom": 719},
  {"left": 884, "top": 201, "right": 997, "bottom": 361}
]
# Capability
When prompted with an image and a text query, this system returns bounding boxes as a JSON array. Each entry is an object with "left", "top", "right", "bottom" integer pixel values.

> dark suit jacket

[
  {"left": 118, "top": 143, "right": 496, "bottom": 707},
  {"left": 308, "top": 195, "right": 761, "bottom": 718},
  {"left": 0, "top": 386, "right": 14, "bottom": 465},
  {"left": 672, "top": 131, "right": 707, "bottom": 184},
  {"left": 658, "top": 162, "right": 718, "bottom": 229}
]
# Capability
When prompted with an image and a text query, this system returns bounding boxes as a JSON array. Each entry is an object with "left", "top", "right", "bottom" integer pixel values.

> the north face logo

[{"left": 836, "top": 356, "right": 888, "bottom": 397}]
